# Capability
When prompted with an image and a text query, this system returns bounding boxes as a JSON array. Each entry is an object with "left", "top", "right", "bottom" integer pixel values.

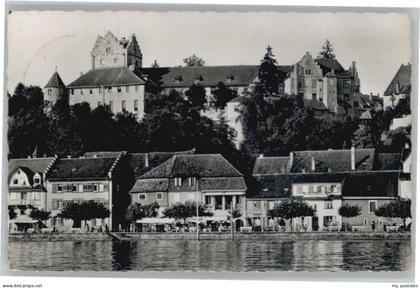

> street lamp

[{"left": 196, "top": 176, "right": 200, "bottom": 241}]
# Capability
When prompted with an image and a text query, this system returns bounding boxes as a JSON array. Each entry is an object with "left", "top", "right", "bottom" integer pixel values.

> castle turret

[{"left": 43, "top": 70, "right": 67, "bottom": 106}]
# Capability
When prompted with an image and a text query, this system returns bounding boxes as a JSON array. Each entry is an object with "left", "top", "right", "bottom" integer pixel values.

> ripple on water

[{"left": 8, "top": 239, "right": 412, "bottom": 272}]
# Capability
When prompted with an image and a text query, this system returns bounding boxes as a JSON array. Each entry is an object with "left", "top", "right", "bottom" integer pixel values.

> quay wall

[
  {"left": 9, "top": 232, "right": 411, "bottom": 242},
  {"left": 9, "top": 233, "right": 112, "bottom": 242},
  {"left": 116, "top": 231, "right": 411, "bottom": 241}
]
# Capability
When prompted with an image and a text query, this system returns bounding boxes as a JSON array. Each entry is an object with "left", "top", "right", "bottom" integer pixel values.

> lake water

[{"left": 9, "top": 239, "right": 412, "bottom": 272}]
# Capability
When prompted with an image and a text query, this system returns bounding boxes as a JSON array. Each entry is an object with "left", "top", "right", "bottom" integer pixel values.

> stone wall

[
  {"left": 116, "top": 231, "right": 411, "bottom": 241},
  {"left": 9, "top": 233, "right": 112, "bottom": 242}
]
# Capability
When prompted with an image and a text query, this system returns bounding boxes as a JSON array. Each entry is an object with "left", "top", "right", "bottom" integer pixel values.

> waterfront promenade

[{"left": 9, "top": 231, "right": 411, "bottom": 242}]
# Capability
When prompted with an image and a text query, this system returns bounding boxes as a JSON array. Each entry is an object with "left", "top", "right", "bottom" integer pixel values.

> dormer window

[
  {"left": 194, "top": 76, "right": 203, "bottom": 85},
  {"left": 174, "top": 177, "right": 182, "bottom": 187},
  {"left": 188, "top": 177, "right": 197, "bottom": 186},
  {"left": 226, "top": 75, "right": 235, "bottom": 83},
  {"left": 33, "top": 174, "right": 41, "bottom": 185},
  {"left": 106, "top": 47, "right": 111, "bottom": 53},
  {"left": 173, "top": 76, "right": 183, "bottom": 84}
]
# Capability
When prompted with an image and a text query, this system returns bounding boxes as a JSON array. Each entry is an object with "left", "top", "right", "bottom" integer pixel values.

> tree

[
  {"left": 114, "top": 112, "right": 144, "bottom": 152},
  {"left": 80, "top": 201, "right": 110, "bottom": 224},
  {"left": 8, "top": 84, "right": 49, "bottom": 158},
  {"left": 29, "top": 209, "right": 51, "bottom": 226},
  {"left": 267, "top": 199, "right": 315, "bottom": 231},
  {"left": 352, "top": 122, "right": 375, "bottom": 148},
  {"left": 318, "top": 39, "right": 336, "bottom": 59},
  {"left": 8, "top": 207, "right": 17, "bottom": 220},
  {"left": 385, "top": 126, "right": 411, "bottom": 152},
  {"left": 151, "top": 60, "right": 160, "bottom": 68},
  {"left": 339, "top": 204, "right": 361, "bottom": 231},
  {"left": 185, "top": 84, "right": 207, "bottom": 110},
  {"left": 375, "top": 199, "right": 411, "bottom": 229},
  {"left": 125, "top": 202, "right": 159, "bottom": 230},
  {"left": 212, "top": 82, "right": 237, "bottom": 110},
  {"left": 183, "top": 54, "right": 205, "bottom": 66},
  {"left": 57, "top": 202, "right": 84, "bottom": 228},
  {"left": 163, "top": 202, "right": 213, "bottom": 223},
  {"left": 257, "top": 45, "right": 281, "bottom": 96}
]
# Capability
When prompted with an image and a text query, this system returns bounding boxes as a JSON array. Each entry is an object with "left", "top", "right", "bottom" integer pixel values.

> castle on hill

[{"left": 43, "top": 31, "right": 382, "bottom": 148}]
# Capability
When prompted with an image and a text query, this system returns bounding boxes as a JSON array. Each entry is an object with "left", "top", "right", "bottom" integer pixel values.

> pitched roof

[
  {"left": 315, "top": 58, "right": 345, "bottom": 76},
  {"left": 384, "top": 64, "right": 411, "bottom": 96},
  {"left": 8, "top": 158, "right": 56, "bottom": 182},
  {"left": 374, "top": 153, "right": 402, "bottom": 170},
  {"left": 67, "top": 67, "right": 145, "bottom": 88},
  {"left": 251, "top": 174, "right": 295, "bottom": 199},
  {"left": 139, "top": 65, "right": 293, "bottom": 88},
  {"left": 47, "top": 157, "right": 119, "bottom": 181},
  {"left": 128, "top": 150, "right": 196, "bottom": 178},
  {"left": 253, "top": 156, "right": 291, "bottom": 175},
  {"left": 140, "top": 154, "right": 243, "bottom": 179},
  {"left": 44, "top": 72, "right": 66, "bottom": 88},
  {"left": 342, "top": 171, "right": 399, "bottom": 197},
  {"left": 131, "top": 154, "right": 245, "bottom": 193},
  {"left": 252, "top": 171, "right": 399, "bottom": 199},
  {"left": 291, "top": 148, "right": 375, "bottom": 173}
]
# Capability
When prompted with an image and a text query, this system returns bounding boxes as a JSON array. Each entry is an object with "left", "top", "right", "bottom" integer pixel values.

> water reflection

[{"left": 9, "top": 239, "right": 411, "bottom": 272}]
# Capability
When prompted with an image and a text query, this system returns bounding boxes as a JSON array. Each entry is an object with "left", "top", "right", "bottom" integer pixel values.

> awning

[
  {"left": 9, "top": 219, "right": 39, "bottom": 224},
  {"left": 187, "top": 216, "right": 228, "bottom": 223},
  {"left": 136, "top": 218, "right": 176, "bottom": 224}
]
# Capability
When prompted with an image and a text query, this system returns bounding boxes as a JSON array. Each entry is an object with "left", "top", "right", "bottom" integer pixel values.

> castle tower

[
  {"left": 90, "top": 31, "right": 143, "bottom": 70},
  {"left": 43, "top": 69, "right": 67, "bottom": 106}
]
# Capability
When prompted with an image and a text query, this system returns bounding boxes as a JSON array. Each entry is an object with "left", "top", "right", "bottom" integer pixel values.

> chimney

[
  {"left": 27, "top": 155, "right": 31, "bottom": 159},
  {"left": 311, "top": 157, "right": 316, "bottom": 171},
  {"left": 145, "top": 153, "right": 149, "bottom": 168},
  {"left": 258, "top": 154, "right": 264, "bottom": 159},
  {"left": 350, "top": 146, "right": 355, "bottom": 170},
  {"left": 289, "top": 152, "right": 294, "bottom": 168},
  {"left": 352, "top": 61, "right": 356, "bottom": 72},
  {"left": 67, "top": 155, "right": 72, "bottom": 159}
]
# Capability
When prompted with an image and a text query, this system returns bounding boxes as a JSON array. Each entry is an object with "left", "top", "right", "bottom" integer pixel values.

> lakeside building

[
  {"left": 248, "top": 148, "right": 408, "bottom": 231},
  {"left": 129, "top": 154, "right": 247, "bottom": 220},
  {"left": 7, "top": 148, "right": 410, "bottom": 232},
  {"left": 45, "top": 153, "right": 133, "bottom": 231},
  {"left": 8, "top": 157, "right": 57, "bottom": 229}
]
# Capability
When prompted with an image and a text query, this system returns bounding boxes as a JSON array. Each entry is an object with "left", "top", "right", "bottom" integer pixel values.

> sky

[{"left": 6, "top": 10, "right": 412, "bottom": 95}]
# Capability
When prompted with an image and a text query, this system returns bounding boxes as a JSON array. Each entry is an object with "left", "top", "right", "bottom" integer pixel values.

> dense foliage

[
  {"left": 267, "top": 199, "right": 315, "bottom": 231},
  {"left": 29, "top": 209, "right": 51, "bottom": 223},
  {"left": 8, "top": 208, "right": 17, "bottom": 220},
  {"left": 318, "top": 39, "right": 336, "bottom": 59},
  {"left": 338, "top": 204, "right": 362, "bottom": 219},
  {"left": 183, "top": 54, "right": 205, "bottom": 66},
  {"left": 125, "top": 202, "right": 159, "bottom": 223},
  {"left": 163, "top": 201, "right": 213, "bottom": 223},
  {"left": 375, "top": 199, "right": 411, "bottom": 228},
  {"left": 58, "top": 201, "right": 110, "bottom": 228}
]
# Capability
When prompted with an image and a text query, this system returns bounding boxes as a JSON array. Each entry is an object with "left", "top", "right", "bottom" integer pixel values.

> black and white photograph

[{"left": 3, "top": 2, "right": 416, "bottom": 280}]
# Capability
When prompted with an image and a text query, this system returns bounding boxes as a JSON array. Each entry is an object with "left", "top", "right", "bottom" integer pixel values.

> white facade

[
  {"left": 69, "top": 84, "right": 147, "bottom": 119},
  {"left": 292, "top": 182, "right": 343, "bottom": 231},
  {"left": 46, "top": 180, "right": 113, "bottom": 231},
  {"left": 226, "top": 99, "right": 244, "bottom": 149}
]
